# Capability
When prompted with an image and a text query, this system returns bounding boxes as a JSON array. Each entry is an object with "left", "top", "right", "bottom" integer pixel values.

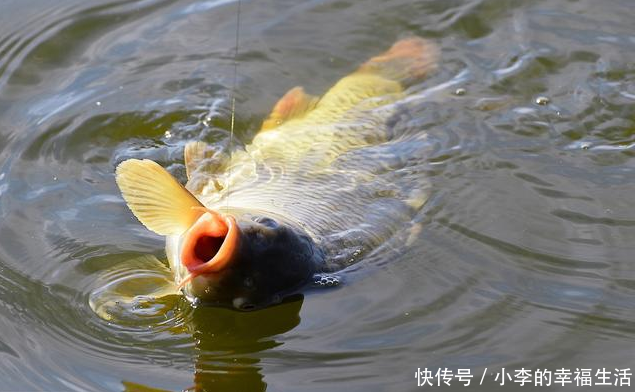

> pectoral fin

[
  {"left": 184, "top": 141, "right": 209, "bottom": 179},
  {"left": 184, "top": 141, "right": 229, "bottom": 180},
  {"left": 260, "top": 86, "right": 319, "bottom": 131},
  {"left": 115, "top": 159, "right": 204, "bottom": 235}
]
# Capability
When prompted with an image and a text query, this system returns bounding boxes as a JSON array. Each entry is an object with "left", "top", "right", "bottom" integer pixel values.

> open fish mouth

[
  {"left": 179, "top": 210, "right": 240, "bottom": 287},
  {"left": 114, "top": 37, "right": 441, "bottom": 308}
]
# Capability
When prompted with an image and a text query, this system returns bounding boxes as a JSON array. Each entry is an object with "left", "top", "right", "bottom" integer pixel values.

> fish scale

[
  {"left": 115, "top": 37, "right": 440, "bottom": 307},
  {"left": 197, "top": 131, "right": 432, "bottom": 267}
]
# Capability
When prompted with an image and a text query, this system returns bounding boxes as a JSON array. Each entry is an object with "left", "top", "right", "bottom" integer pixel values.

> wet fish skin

[
  {"left": 115, "top": 37, "right": 439, "bottom": 310},
  {"left": 182, "top": 212, "right": 324, "bottom": 310}
]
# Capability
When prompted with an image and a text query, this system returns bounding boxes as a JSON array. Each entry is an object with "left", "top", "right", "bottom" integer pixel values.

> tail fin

[{"left": 357, "top": 37, "right": 439, "bottom": 86}]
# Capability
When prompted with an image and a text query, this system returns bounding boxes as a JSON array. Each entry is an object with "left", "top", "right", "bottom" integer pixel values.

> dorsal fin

[
  {"left": 260, "top": 86, "right": 319, "bottom": 131},
  {"left": 268, "top": 38, "right": 439, "bottom": 124},
  {"left": 115, "top": 159, "right": 204, "bottom": 235}
]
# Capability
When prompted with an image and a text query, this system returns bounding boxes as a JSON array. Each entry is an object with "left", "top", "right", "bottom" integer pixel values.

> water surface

[{"left": 0, "top": 0, "right": 634, "bottom": 391}]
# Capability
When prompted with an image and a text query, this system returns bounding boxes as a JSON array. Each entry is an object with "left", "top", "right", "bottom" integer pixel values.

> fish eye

[
  {"left": 255, "top": 217, "right": 278, "bottom": 228},
  {"left": 233, "top": 297, "right": 256, "bottom": 311}
]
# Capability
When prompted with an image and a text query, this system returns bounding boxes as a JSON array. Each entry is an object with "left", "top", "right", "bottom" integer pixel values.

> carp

[{"left": 115, "top": 37, "right": 439, "bottom": 310}]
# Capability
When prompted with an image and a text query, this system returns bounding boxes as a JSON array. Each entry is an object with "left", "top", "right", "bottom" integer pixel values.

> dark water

[{"left": 0, "top": 0, "right": 634, "bottom": 391}]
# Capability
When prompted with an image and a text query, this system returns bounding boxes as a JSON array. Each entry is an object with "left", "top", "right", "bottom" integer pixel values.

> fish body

[{"left": 116, "top": 38, "right": 439, "bottom": 310}]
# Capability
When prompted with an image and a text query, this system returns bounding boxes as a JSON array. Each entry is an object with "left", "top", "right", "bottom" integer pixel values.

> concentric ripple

[{"left": 0, "top": 0, "right": 633, "bottom": 391}]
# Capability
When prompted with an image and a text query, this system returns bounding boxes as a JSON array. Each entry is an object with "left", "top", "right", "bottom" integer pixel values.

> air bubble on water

[
  {"left": 454, "top": 88, "right": 466, "bottom": 96},
  {"left": 202, "top": 116, "right": 212, "bottom": 127},
  {"left": 581, "top": 142, "right": 591, "bottom": 150},
  {"left": 96, "top": 101, "right": 101, "bottom": 106},
  {"left": 535, "top": 96, "right": 550, "bottom": 105},
  {"left": 164, "top": 130, "right": 172, "bottom": 138},
  {"left": 313, "top": 274, "right": 340, "bottom": 288}
]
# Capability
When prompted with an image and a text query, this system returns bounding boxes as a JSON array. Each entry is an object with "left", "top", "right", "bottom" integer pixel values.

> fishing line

[{"left": 225, "top": 0, "right": 241, "bottom": 211}]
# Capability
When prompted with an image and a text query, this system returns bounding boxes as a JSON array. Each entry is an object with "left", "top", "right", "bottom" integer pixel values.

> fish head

[
  {"left": 172, "top": 209, "right": 321, "bottom": 310},
  {"left": 115, "top": 159, "right": 323, "bottom": 311}
]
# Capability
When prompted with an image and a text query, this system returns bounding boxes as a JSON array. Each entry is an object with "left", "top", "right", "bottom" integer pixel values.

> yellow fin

[
  {"left": 184, "top": 140, "right": 228, "bottom": 180},
  {"left": 357, "top": 37, "right": 439, "bottom": 86},
  {"left": 260, "top": 86, "right": 319, "bottom": 131},
  {"left": 115, "top": 159, "right": 204, "bottom": 235},
  {"left": 184, "top": 140, "right": 210, "bottom": 179},
  {"left": 285, "top": 39, "right": 439, "bottom": 121}
]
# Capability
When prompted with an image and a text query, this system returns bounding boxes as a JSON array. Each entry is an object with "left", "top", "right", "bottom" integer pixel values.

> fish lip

[{"left": 178, "top": 211, "right": 239, "bottom": 287}]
